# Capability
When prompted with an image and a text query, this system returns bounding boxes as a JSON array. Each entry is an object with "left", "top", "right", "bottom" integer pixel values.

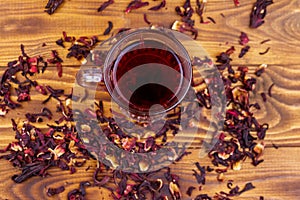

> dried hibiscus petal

[
  {"left": 45, "top": 0, "right": 64, "bottom": 15},
  {"left": 239, "top": 45, "right": 250, "bottom": 58},
  {"left": 171, "top": 21, "right": 198, "bottom": 40},
  {"left": 259, "top": 47, "right": 270, "bottom": 55},
  {"left": 125, "top": 0, "right": 149, "bottom": 13},
  {"left": 186, "top": 186, "right": 196, "bottom": 196},
  {"left": 97, "top": 0, "right": 114, "bottom": 12},
  {"left": 260, "top": 92, "right": 267, "bottom": 102},
  {"left": 103, "top": 21, "right": 113, "bottom": 35},
  {"left": 56, "top": 38, "right": 65, "bottom": 48},
  {"left": 250, "top": 0, "right": 274, "bottom": 28},
  {"left": 254, "top": 64, "right": 267, "bottom": 77},
  {"left": 47, "top": 50, "right": 63, "bottom": 77},
  {"left": 143, "top": 13, "right": 151, "bottom": 25},
  {"left": 47, "top": 186, "right": 65, "bottom": 197},
  {"left": 195, "top": 194, "right": 212, "bottom": 200},
  {"left": 173, "top": 0, "right": 199, "bottom": 39},
  {"left": 93, "top": 167, "right": 110, "bottom": 186},
  {"left": 260, "top": 39, "right": 271, "bottom": 44},
  {"left": 207, "top": 17, "right": 216, "bottom": 24},
  {"left": 268, "top": 83, "right": 275, "bottom": 97},
  {"left": 192, "top": 162, "right": 206, "bottom": 184},
  {"left": 233, "top": 0, "right": 240, "bottom": 7},
  {"left": 196, "top": 0, "right": 208, "bottom": 24},
  {"left": 239, "top": 32, "right": 249, "bottom": 46},
  {"left": 35, "top": 84, "right": 48, "bottom": 95},
  {"left": 4, "top": 92, "right": 21, "bottom": 109},
  {"left": 148, "top": 0, "right": 166, "bottom": 11}
]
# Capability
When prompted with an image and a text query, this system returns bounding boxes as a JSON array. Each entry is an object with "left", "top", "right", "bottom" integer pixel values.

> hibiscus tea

[{"left": 103, "top": 29, "right": 192, "bottom": 116}]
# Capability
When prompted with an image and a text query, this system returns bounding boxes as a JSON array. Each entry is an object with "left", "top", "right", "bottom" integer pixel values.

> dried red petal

[
  {"left": 239, "top": 32, "right": 249, "bottom": 46},
  {"left": 98, "top": 0, "right": 114, "bottom": 12},
  {"left": 233, "top": 0, "right": 240, "bottom": 6},
  {"left": 250, "top": 0, "right": 273, "bottom": 28},
  {"left": 148, "top": 0, "right": 166, "bottom": 11},
  {"left": 45, "top": 0, "right": 64, "bottom": 15},
  {"left": 125, "top": 0, "right": 149, "bottom": 13}
]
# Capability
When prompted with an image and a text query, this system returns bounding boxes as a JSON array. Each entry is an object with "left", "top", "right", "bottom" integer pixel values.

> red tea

[{"left": 107, "top": 40, "right": 190, "bottom": 115}]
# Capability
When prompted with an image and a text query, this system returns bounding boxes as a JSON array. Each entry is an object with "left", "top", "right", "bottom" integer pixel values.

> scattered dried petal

[
  {"left": 143, "top": 13, "right": 151, "bottom": 25},
  {"left": 103, "top": 21, "right": 113, "bottom": 35},
  {"left": 186, "top": 186, "right": 196, "bottom": 196},
  {"left": 207, "top": 17, "right": 216, "bottom": 24},
  {"left": 259, "top": 47, "right": 270, "bottom": 55},
  {"left": 47, "top": 186, "right": 65, "bottom": 197},
  {"left": 148, "top": 0, "right": 166, "bottom": 11},
  {"left": 45, "top": 0, "right": 64, "bottom": 15},
  {"left": 98, "top": 0, "right": 114, "bottom": 12},
  {"left": 239, "top": 45, "right": 250, "bottom": 58},
  {"left": 239, "top": 32, "right": 249, "bottom": 45},
  {"left": 250, "top": 0, "right": 274, "bottom": 28},
  {"left": 268, "top": 83, "right": 275, "bottom": 97},
  {"left": 260, "top": 39, "right": 271, "bottom": 44},
  {"left": 125, "top": 0, "right": 149, "bottom": 13},
  {"left": 255, "top": 64, "right": 267, "bottom": 77},
  {"left": 233, "top": 0, "right": 240, "bottom": 7},
  {"left": 261, "top": 92, "right": 267, "bottom": 102}
]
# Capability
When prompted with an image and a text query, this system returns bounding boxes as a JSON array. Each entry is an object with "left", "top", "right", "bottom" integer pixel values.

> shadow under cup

[{"left": 103, "top": 29, "right": 192, "bottom": 117}]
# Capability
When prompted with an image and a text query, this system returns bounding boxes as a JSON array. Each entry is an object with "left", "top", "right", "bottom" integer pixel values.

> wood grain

[{"left": 0, "top": 0, "right": 299, "bottom": 199}]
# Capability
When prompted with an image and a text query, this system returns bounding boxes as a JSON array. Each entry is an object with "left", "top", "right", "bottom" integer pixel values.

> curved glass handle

[{"left": 75, "top": 35, "right": 120, "bottom": 89}]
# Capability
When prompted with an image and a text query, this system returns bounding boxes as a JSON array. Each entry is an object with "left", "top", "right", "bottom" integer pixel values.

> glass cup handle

[{"left": 75, "top": 35, "right": 121, "bottom": 89}]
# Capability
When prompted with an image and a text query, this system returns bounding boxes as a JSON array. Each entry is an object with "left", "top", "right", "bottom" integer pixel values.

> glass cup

[{"left": 103, "top": 28, "right": 192, "bottom": 118}]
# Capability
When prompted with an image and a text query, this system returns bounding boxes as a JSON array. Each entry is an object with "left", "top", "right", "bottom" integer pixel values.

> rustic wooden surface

[{"left": 0, "top": 0, "right": 299, "bottom": 199}]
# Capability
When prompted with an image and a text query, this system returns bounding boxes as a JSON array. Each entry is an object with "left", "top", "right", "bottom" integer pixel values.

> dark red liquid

[{"left": 109, "top": 40, "right": 189, "bottom": 115}]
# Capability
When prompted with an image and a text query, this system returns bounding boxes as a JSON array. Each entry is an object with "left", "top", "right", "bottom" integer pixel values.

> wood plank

[
  {"left": 0, "top": 147, "right": 299, "bottom": 199},
  {"left": 0, "top": 0, "right": 299, "bottom": 66}
]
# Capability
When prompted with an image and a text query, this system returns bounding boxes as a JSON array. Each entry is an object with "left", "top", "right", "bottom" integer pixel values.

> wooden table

[{"left": 0, "top": 0, "right": 299, "bottom": 199}]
